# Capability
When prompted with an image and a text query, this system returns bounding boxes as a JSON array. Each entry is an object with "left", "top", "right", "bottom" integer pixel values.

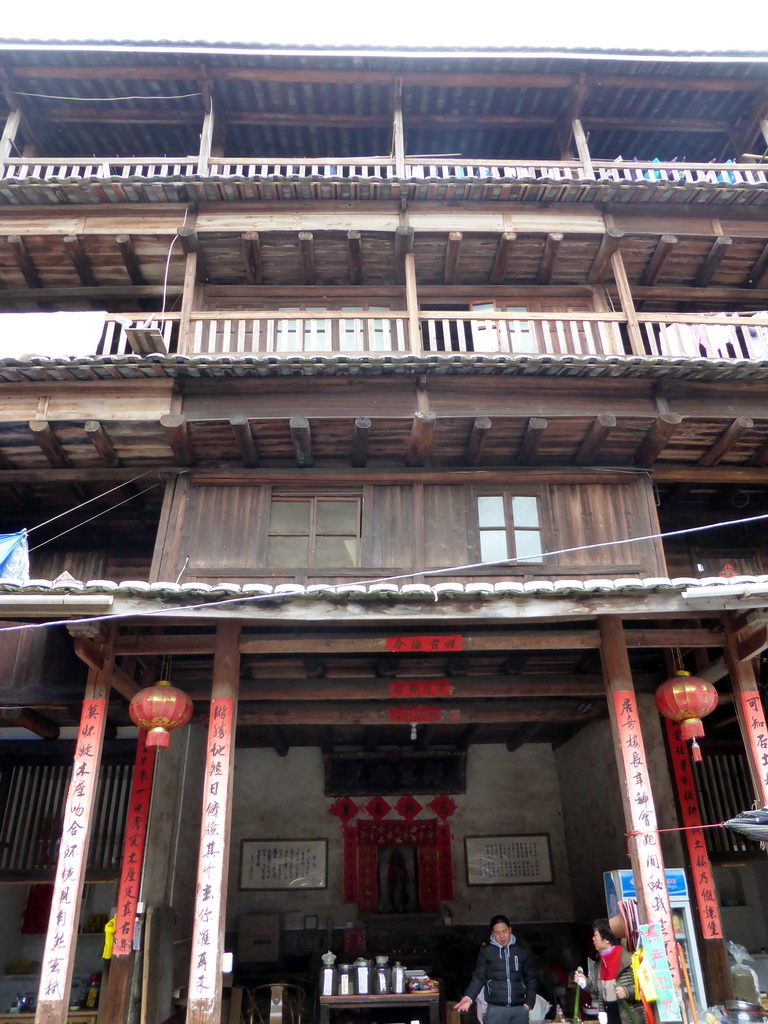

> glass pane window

[
  {"left": 476, "top": 493, "right": 543, "bottom": 566},
  {"left": 478, "top": 495, "right": 505, "bottom": 528},
  {"left": 267, "top": 496, "right": 361, "bottom": 567}
]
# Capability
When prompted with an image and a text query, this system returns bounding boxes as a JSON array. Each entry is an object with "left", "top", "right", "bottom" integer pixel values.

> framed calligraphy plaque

[
  {"left": 465, "top": 834, "right": 553, "bottom": 886},
  {"left": 240, "top": 839, "right": 327, "bottom": 890}
]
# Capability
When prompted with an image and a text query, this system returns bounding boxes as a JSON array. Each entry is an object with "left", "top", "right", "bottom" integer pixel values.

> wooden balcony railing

[
  {"left": 2, "top": 155, "right": 767, "bottom": 187},
  {"left": 92, "top": 311, "right": 768, "bottom": 362}
]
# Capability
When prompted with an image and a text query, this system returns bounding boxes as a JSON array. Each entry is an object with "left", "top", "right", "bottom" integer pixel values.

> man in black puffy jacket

[{"left": 454, "top": 915, "right": 537, "bottom": 1024}]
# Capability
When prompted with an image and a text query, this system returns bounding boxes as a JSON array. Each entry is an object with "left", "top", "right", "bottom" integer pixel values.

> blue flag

[{"left": 0, "top": 531, "right": 29, "bottom": 582}]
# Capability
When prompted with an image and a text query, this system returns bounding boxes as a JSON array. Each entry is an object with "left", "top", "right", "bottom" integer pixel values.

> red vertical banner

[
  {"left": 612, "top": 690, "right": 679, "bottom": 984},
  {"left": 189, "top": 698, "right": 235, "bottom": 1004},
  {"left": 38, "top": 698, "right": 107, "bottom": 1007},
  {"left": 664, "top": 721, "right": 723, "bottom": 939},
  {"left": 737, "top": 690, "right": 768, "bottom": 805},
  {"left": 112, "top": 732, "right": 157, "bottom": 956},
  {"left": 436, "top": 824, "right": 454, "bottom": 900},
  {"left": 343, "top": 825, "right": 358, "bottom": 904}
]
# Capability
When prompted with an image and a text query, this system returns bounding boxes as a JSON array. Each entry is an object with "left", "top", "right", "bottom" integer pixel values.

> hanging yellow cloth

[{"left": 102, "top": 916, "right": 116, "bottom": 960}]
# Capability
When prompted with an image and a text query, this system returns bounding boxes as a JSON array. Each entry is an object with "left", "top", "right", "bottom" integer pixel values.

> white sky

[{"left": 0, "top": 0, "right": 764, "bottom": 53}]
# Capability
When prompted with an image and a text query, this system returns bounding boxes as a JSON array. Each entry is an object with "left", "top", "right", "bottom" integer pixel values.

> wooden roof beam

[
  {"left": 290, "top": 415, "right": 314, "bottom": 468},
  {"left": 351, "top": 416, "right": 371, "bottom": 468},
  {"left": 0, "top": 706, "right": 60, "bottom": 740},
  {"left": 116, "top": 233, "right": 146, "bottom": 286},
  {"left": 236, "top": 702, "right": 600, "bottom": 726},
  {"left": 267, "top": 726, "right": 290, "bottom": 757},
  {"left": 160, "top": 414, "right": 194, "bottom": 467},
  {"left": 641, "top": 234, "right": 678, "bottom": 287},
  {"left": 456, "top": 724, "right": 484, "bottom": 750},
  {"left": 229, "top": 414, "right": 259, "bottom": 468},
  {"left": 634, "top": 413, "right": 683, "bottom": 467},
  {"left": 84, "top": 420, "right": 119, "bottom": 467},
  {"left": 694, "top": 236, "right": 732, "bottom": 287},
  {"left": 745, "top": 241, "right": 768, "bottom": 289},
  {"left": 241, "top": 231, "right": 262, "bottom": 285},
  {"left": 72, "top": 635, "right": 140, "bottom": 700},
  {"left": 347, "top": 230, "right": 363, "bottom": 285},
  {"left": 700, "top": 417, "right": 754, "bottom": 468},
  {"left": 517, "top": 417, "right": 547, "bottom": 466},
  {"left": 574, "top": 414, "right": 616, "bottom": 465},
  {"left": 506, "top": 724, "right": 540, "bottom": 753},
  {"left": 6, "top": 234, "right": 42, "bottom": 289},
  {"left": 488, "top": 232, "right": 516, "bottom": 285},
  {"left": 298, "top": 231, "right": 315, "bottom": 286},
  {"left": 466, "top": 416, "right": 491, "bottom": 467},
  {"left": 587, "top": 228, "right": 624, "bottom": 285},
  {"left": 536, "top": 232, "right": 563, "bottom": 285},
  {"left": 12, "top": 64, "right": 766, "bottom": 94},
  {"left": 443, "top": 231, "right": 462, "bottom": 286},
  {"left": 664, "top": 416, "right": 754, "bottom": 506},
  {"left": 63, "top": 235, "right": 97, "bottom": 288},
  {"left": 29, "top": 420, "right": 70, "bottom": 468},
  {"left": 405, "top": 411, "right": 436, "bottom": 467}
]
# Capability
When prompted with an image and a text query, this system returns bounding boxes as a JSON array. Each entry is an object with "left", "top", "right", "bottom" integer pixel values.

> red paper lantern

[
  {"left": 129, "top": 679, "right": 193, "bottom": 749},
  {"left": 655, "top": 671, "right": 717, "bottom": 761}
]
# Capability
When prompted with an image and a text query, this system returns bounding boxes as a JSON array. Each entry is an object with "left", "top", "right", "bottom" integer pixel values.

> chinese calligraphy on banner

[
  {"left": 38, "top": 698, "right": 106, "bottom": 1003},
  {"left": 664, "top": 721, "right": 722, "bottom": 940},
  {"left": 240, "top": 840, "right": 327, "bottom": 889},
  {"left": 612, "top": 691, "right": 679, "bottom": 985},
  {"left": 112, "top": 732, "right": 156, "bottom": 956},
  {"left": 465, "top": 834, "right": 552, "bottom": 885},
  {"left": 385, "top": 635, "right": 463, "bottom": 652},
  {"left": 638, "top": 923, "right": 682, "bottom": 1022},
  {"left": 737, "top": 690, "right": 768, "bottom": 805},
  {"left": 189, "top": 697, "right": 234, "bottom": 1003}
]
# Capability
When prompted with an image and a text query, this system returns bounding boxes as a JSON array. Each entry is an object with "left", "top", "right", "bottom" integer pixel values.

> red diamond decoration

[
  {"left": 395, "top": 795, "right": 422, "bottom": 820},
  {"left": 428, "top": 794, "right": 457, "bottom": 820},
  {"left": 364, "top": 796, "right": 391, "bottom": 820},
  {"left": 329, "top": 797, "right": 360, "bottom": 823}
]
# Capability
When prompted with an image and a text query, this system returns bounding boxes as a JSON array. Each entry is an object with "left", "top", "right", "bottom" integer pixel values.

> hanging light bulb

[{"left": 410, "top": 723, "right": 417, "bottom": 741}]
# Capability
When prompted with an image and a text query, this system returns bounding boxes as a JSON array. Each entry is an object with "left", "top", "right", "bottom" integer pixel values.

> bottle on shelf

[{"left": 84, "top": 972, "right": 101, "bottom": 1008}]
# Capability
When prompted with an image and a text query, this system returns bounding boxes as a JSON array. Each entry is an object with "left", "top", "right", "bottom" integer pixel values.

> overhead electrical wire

[{"left": 3, "top": 507, "right": 768, "bottom": 635}]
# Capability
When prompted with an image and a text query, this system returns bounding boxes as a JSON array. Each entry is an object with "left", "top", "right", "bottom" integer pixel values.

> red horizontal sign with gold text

[
  {"left": 385, "top": 635, "right": 463, "bottom": 652},
  {"left": 390, "top": 680, "right": 451, "bottom": 698}
]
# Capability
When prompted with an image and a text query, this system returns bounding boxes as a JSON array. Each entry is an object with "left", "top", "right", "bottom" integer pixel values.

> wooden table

[{"left": 320, "top": 990, "right": 440, "bottom": 1024}]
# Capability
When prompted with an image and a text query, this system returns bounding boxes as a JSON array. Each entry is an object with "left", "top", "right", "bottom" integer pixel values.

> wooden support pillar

[
  {"left": 197, "top": 87, "right": 214, "bottom": 175},
  {"left": 392, "top": 77, "right": 405, "bottom": 178},
  {"left": 404, "top": 248, "right": 420, "bottom": 356},
  {"left": 0, "top": 107, "right": 21, "bottom": 166},
  {"left": 572, "top": 117, "right": 594, "bottom": 177},
  {"left": 35, "top": 638, "right": 113, "bottom": 1024},
  {"left": 178, "top": 248, "right": 199, "bottom": 357},
  {"left": 598, "top": 616, "right": 680, "bottom": 989},
  {"left": 610, "top": 249, "right": 644, "bottom": 356},
  {"left": 186, "top": 622, "right": 241, "bottom": 1024},
  {"left": 99, "top": 732, "right": 157, "bottom": 1023},
  {"left": 722, "top": 612, "right": 768, "bottom": 806}
]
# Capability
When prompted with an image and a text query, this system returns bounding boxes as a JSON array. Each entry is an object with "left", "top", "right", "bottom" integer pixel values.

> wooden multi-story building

[{"left": 1, "top": 39, "right": 768, "bottom": 1024}]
